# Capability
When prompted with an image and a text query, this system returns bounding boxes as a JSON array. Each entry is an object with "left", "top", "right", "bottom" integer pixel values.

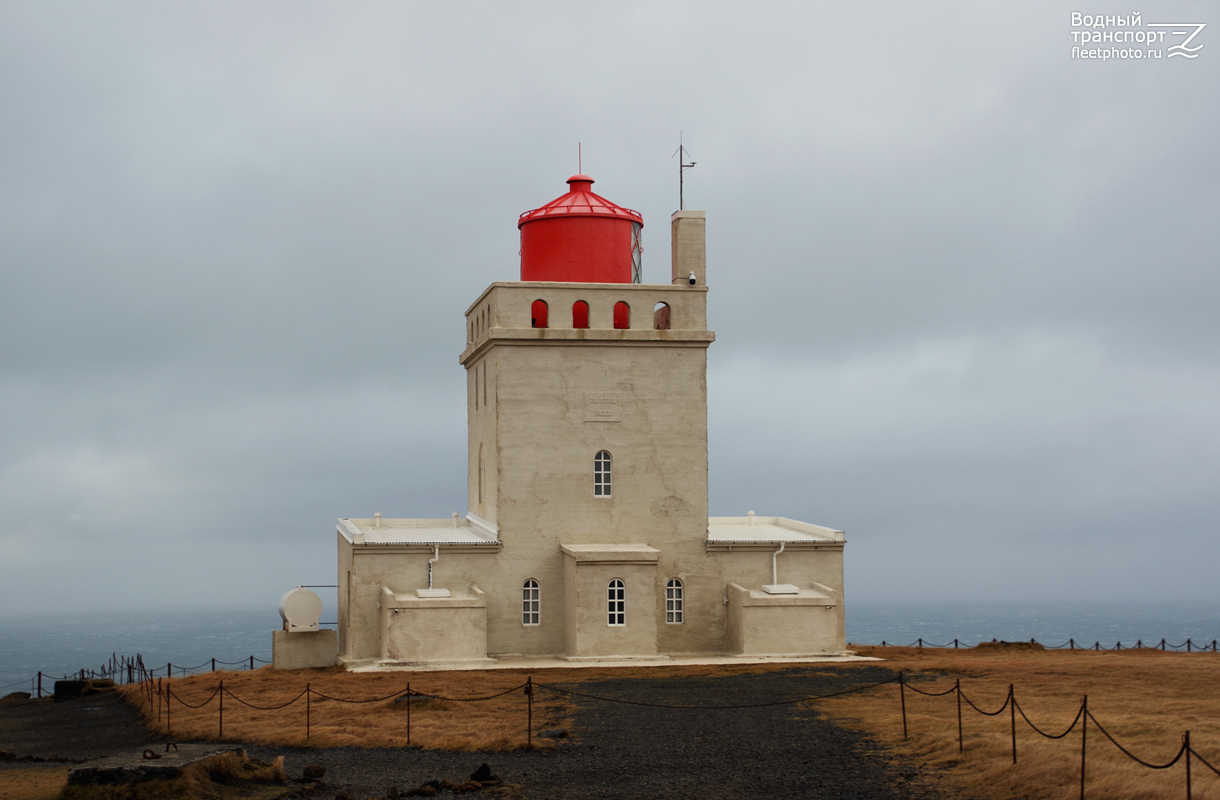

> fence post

[
  {"left": 917, "top": 638, "right": 924, "bottom": 649},
  {"left": 1080, "top": 695, "right": 1088, "bottom": 800},
  {"left": 218, "top": 680, "right": 224, "bottom": 740},
  {"left": 956, "top": 679, "right": 963, "bottom": 753},
  {"left": 306, "top": 683, "right": 311, "bottom": 740},
  {"left": 526, "top": 677, "right": 534, "bottom": 749},
  {"left": 36, "top": 672, "right": 42, "bottom": 699},
  {"left": 899, "top": 671, "right": 908, "bottom": 740},
  {"left": 1184, "top": 730, "right": 1191, "bottom": 800},
  {"left": 250, "top": 656, "right": 254, "bottom": 671},
  {"left": 167, "top": 686, "right": 172, "bottom": 735},
  {"left": 954, "top": 638, "right": 959, "bottom": 649},
  {"left": 1186, "top": 639, "right": 1192, "bottom": 653},
  {"left": 167, "top": 662, "right": 172, "bottom": 678},
  {"left": 1160, "top": 639, "right": 1167, "bottom": 651},
  {"left": 212, "top": 658, "right": 217, "bottom": 673},
  {"left": 1009, "top": 684, "right": 1017, "bottom": 765}
]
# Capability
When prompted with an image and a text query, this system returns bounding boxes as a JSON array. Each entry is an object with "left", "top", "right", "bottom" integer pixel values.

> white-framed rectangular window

[
  {"left": 594, "top": 450, "right": 612, "bottom": 497},
  {"left": 522, "top": 579, "right": 540, "bottom": 626},
  {"left": 607, "top": 579, "right": 625, "bottom": 626},
  {"left": 665, "top": 578, "right": 684, "bottom": 624}
]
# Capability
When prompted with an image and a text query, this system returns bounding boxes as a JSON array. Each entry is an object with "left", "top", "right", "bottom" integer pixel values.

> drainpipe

[
  {"left": 771, "top": 542, "right": 785, "bottom": 585},
  {"left": 428, "top": 544, "right": 439, "bottom": 590}
]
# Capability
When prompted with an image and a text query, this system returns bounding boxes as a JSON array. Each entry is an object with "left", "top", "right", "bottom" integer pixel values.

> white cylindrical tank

[{"left": 279, "top": 587, "right": 323, "bottom": 632}]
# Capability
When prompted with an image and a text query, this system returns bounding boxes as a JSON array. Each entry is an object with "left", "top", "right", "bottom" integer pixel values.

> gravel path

[
  {"left": 247, "top": 665, "right": 958, "bottom": 799},
  {"left": 0, "top": 691, "right": 164, "bottom": 761},
  {"left": 2, "top": 666, "right": 963, "bottom": 799}
]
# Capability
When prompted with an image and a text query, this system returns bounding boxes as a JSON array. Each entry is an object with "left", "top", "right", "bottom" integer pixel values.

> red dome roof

[{"left": 518, "top": 174, "right": 643, "bottom": 228}]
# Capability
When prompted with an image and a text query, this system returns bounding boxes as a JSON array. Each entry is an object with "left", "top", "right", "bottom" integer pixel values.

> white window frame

[
  {"left": 594, "top": 450, "right": 612, "bottom": 497},
  {"left": 607, "top": 579, "right": 625, "bottom": 626},
  {"left": 630, "top": 222, "right": 642, "bottom": 284},
  {"left": 522, "top": 579, "right": 540, "bottom": 626},
  {"left": 665, "top": 578, "right": 684, "bottom": 624}
]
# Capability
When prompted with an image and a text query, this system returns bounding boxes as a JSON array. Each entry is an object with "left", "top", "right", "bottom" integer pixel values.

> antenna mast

[{"left": 673, "top": 132, "right": 696, "bottom": 210}]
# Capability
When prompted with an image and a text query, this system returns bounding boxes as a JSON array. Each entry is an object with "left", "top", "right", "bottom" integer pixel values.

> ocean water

[
  {"left": 846, "top": 600, "right": 1220, "bottom": 649},
  {"left": 0, "top": 608, "right": 281, "bottom": 694},
  {"left": 1, "top": 600, "right": 1216, "bottom": 693}
]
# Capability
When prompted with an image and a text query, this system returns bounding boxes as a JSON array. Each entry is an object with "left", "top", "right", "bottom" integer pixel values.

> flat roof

[
  {"left": 706, "top": 516, "right": 844, "bottom": 545},
  {"left": 338, "top": 516, "right": 500, "bottom": 546}
]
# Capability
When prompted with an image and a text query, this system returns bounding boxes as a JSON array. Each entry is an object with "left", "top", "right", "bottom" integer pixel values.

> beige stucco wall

[
  {"left": 337, "top": 541, "right": 846, "bottom": 663},
  {"left": 461, "top": 282, "right": 715, "bottom": 657},
  {"left": 561, "top": 544, "right": 660, "bottom": 659},
  {"left": 708, "top": 546, "right": 846, "bottom": 654},
  {"left": 670, "top": 211, "right": 706, "bottom": 286},
  {"left": 272, "top": 630, "right": 337, "bottom": 670},
  {"left": 725, "top": 583, "right": 843, "bottom": 656},
  {"left": 378, "top": 586, "right": 494, "bottom": 666},
  {"left": 336, "top": 269, "right": 848, "bottom": 665}
]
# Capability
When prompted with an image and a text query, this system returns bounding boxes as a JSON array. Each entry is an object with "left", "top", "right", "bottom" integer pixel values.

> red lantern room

[{"left": 518, "top": 174, "right": 643, "bottom": 283}]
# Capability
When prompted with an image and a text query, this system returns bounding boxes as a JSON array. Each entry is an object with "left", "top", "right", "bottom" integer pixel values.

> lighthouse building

[{"left": 336, "top": 175, "right": 846, "bottom": 666}]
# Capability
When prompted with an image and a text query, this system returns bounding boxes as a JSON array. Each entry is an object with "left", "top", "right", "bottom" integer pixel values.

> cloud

[{"left": 1, "top": 0, "right": 1216, "bottom": 615}]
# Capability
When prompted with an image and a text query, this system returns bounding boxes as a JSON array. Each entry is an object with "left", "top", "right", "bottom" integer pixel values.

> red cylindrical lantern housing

[{"left": 518, "top": 174, "right": 643, "bottom": 283}]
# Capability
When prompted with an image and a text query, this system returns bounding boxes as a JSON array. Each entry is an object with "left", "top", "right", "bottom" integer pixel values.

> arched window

[
  {"left": 522, "top": 579, "right": 540, "bottom": 626},
  {"left": 653, "top": 302, "right": 671, "bottom": 330},
  {"left": 607, "top": 579, "right": 625, "bottom": 626},
  {"left": 572, "top": 300, "right": 589, "bottom": 329},
  {"left": 594, "top": 450, "right": 612, "bottom": 497},
  {"left": 665, "top": 579, "right": 684, "bottom": 623},
  {"left": 613, "top": 301, "right": 630, "bottom": 330},
  {"left": 531, "top": 299, "right": 548, "bottom": 329}
]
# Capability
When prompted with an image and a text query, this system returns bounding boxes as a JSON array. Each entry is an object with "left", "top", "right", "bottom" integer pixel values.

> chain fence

[
  {"left": 896, "top": 671, "right": 1218, "bottom": 799},
  {"left": 8, "top": 653, "right": 271, "bottom": 699},
  {"left": 9, "top": 645, "right": 1217, "bottom": 798},
  {"left": 135, "top": 673, "right": 902, "bottom": 750},
  {"left": 862, "top": 637, "right": 1219, "bottom": 651},
  {"left": 10, "top": 635, "right": 1214, "bottom": 697}
]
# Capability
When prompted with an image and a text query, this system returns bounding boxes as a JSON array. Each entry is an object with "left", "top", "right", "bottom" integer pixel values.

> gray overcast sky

[{"left": 2, "top": 1, "right": 1216, "bottom": 618}]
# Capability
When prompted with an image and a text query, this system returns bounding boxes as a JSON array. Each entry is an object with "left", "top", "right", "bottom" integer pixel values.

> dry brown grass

[
  {"left": 115, "top": 661, "right": 830, "bottom": 752},
  {"left": 118, "top": 666, "right": 575, "bottom": 751},
  {"left": 56, "top": 750, "right": 288, "bottom": 800},
  {"left": 820, "top": 646, "right": 1220, "bottom": 800},
  {"left": 114, "top": 650, "right": 1220, "bottom": 799},
  {"left": 0, "top": 766, "right": 69, "bottom": 800}
]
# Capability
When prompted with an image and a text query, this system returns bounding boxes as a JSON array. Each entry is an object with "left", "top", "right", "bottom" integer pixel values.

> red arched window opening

[
  {"left": 613, "top": 301, "right": 630, "bottom": 330},
  {"left": 653, "top": 302, "right": 671, "bottom": 330},
  {"left": 572, "top": 300, "right": 589, "bottom": 329},
  {"left": 531, "top": 299, "right": 548, "bottom": 329}
]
